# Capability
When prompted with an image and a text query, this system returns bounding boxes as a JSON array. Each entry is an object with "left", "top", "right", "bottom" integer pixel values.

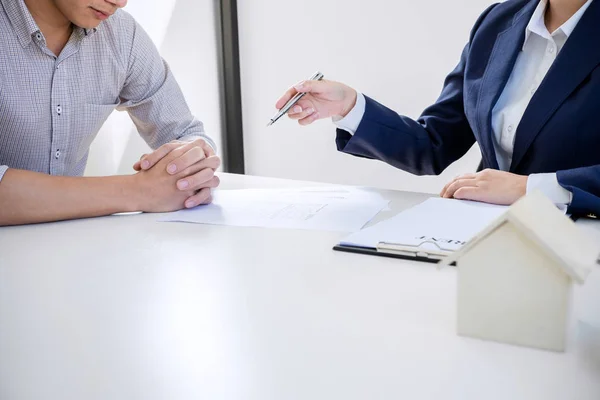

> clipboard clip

[{"left": 376, "top": 239, "right": 452, "bottom": 261}]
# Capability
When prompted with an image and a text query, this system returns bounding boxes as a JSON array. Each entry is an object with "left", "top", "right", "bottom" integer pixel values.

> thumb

[
  {"left": 294, "top": 79, "right": 329, "bottom": 95},
  {"left": 133, "top": 153, "right": 148, "bottom": 171}
]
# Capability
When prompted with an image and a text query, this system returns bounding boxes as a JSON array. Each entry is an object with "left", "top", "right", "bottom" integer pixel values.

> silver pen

[{"left": 267, "top": 71, "right": 325, "bottom": 127}]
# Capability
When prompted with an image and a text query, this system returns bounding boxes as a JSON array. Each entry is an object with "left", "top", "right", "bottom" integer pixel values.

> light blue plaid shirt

[{"left": 0, "top": 0, "right": 215, "bottom": 182}]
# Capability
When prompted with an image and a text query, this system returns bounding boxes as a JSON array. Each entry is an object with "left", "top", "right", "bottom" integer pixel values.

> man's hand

[
  {"left": 132, "top": 138, "right": 220, "bottom": 207},
  {"left": 275, "top": 79, "right": 358, "bottom": 126},
  {"left": 132, "top": 145, "right": 221, "bottom": 212},
  {"left": 133, "top": 138, "right": 215, "bottom": 171},
  {"left": 440, "top": 169, "right": 528, "bottom": 205}
]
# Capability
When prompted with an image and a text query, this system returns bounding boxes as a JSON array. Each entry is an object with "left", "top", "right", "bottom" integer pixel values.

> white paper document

[
  {"left": 339, "top": 197, "right": 509, "bottom": 252},
  {"left": 159, "top": 187, "right": 390, "bottom": 232}
]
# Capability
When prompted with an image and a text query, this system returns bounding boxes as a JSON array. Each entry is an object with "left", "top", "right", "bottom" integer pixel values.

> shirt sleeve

[
  {"left": 116, "top": 19, "right": 217, "bottom": 152},
  {"left": 332, "top": 92, "right": 366, "bottom": 135},
  {"left": 527, "top": 172, "right": 573, "bottom": 205},
  {"left": 0, "top": 165, "right": 8, "bottom": 183}
]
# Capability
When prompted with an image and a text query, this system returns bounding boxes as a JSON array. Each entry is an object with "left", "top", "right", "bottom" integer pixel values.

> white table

[{"left": 1, "top": 173, "right": 599, "bottom": 400}]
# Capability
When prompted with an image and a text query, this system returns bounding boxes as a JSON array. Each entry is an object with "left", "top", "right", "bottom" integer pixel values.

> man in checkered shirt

[{"left": 0, "top": 0, "right": 221, "bottom": 226}]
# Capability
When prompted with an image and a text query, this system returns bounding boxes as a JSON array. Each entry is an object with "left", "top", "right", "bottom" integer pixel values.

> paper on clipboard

[{"left": 339, "top": 197, "right": 509, "bottom": 252}]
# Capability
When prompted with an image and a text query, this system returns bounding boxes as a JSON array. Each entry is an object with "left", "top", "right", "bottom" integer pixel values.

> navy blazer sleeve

[{"left": 335, "top": 5, "right": 498, "bottom": 176}]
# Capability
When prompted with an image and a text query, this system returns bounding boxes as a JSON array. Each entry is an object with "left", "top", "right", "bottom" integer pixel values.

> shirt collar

[
  {"left": 559, "top": 0, "right": 593, "bottom": 36},
  {"left": 1, "top": 0, "right": 42, "bottom": 48},
  {"left": 76, "top": 26, "right": 98, "bottom": 39},
  {"left": 524, "top": 0, "right": 593, "bottom": 47},
  {"left": 1, "top": 0, "right": 99, "bottom": 48}
]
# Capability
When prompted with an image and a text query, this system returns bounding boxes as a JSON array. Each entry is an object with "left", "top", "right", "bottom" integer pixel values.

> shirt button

[
  {"left": 55, "top": 150, "right": 61, "bottom": 159},
  {"left": 507, "top": 125, "right": 514, "bottom": 133},
  {"left": 56, "top": 105, "right": 62, "bottom": 115},
  {"left": 549, "top": 47, "right": 555, "bottom": 54}
]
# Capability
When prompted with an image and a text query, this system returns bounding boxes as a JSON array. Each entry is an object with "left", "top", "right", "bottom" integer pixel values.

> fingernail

[
  {"left": 294, "top": 82, "right": 304, "bottom": 90},
  {"left": 306, "top": 108, "right": 314, "bottom": 115},
  {"left": 292, "top": 106, "right": 302, "bottom": 113},
  {"left": 185, "top": 200, "right": 195, "bottom": 208},
  {"left": 141, "top": 160, "right": 149, "bottom": 169},
  {"left": 178, "top": 180, "right": 189, "bottom": 189},
  {"left": 167, "top": 164, "right": 177, "bottom": 174}
]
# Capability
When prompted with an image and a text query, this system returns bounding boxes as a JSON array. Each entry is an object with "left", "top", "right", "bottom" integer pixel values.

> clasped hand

[{"left": 132, "top": 138, "right": 221, "bottom": 212}]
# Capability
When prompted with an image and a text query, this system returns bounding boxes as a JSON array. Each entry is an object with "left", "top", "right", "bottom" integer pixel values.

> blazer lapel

[
  {"left": 476, "top": 1, "right": 537, "bottom": 170},
  {"left": 511, "top": 0, "right": 600, "bottom": 172}
]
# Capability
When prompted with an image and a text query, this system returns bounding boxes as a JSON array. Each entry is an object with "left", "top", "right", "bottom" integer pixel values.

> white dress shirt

[{"left": 335, "top": 0, "right": 593, "bottom": 205}]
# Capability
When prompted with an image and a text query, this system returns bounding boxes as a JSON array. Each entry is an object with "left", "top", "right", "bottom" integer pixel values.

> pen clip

[{"left": 376, "top": 241, "right": 452, "bottom": 258}]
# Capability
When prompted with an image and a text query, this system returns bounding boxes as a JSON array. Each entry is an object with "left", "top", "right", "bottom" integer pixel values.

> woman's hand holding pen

[{"left": 275, "top": 80, "right": 358, "bottom": 125}]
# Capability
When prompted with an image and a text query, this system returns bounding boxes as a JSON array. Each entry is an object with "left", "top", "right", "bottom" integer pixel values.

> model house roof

[{"left": 441, "top": 191, "right": 599, "bottom": 284}]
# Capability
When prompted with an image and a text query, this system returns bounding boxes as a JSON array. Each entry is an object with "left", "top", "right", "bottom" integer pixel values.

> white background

[{"left": 238, "top": 0, "right": 494, "bottom": 193}]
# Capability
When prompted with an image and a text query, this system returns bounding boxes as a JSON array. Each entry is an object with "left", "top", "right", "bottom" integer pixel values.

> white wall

[
  {"left": 238, "top": 0, "right": 493, "bottom": 193},
  {"left": 85, "top": 0, "right": 223, "bottom": 176}
]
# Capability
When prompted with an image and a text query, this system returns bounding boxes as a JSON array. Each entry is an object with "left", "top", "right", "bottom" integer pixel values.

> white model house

[{"left": 442, "top": 191, "right": 599, "bottom": 352}]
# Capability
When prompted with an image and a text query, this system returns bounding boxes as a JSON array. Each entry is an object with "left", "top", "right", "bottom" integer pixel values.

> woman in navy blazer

[{"left": 275, "top": 0, "right": 600, "bottom": 216}]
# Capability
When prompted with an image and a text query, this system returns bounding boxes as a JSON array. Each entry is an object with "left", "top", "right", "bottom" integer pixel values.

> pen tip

[{"left": 266, "top": 121, "right": 273, "bottom": 127}]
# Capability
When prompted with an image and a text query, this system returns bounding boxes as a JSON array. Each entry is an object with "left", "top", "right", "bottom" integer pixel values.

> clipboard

[
  {"left": 333, "top": 239, "right": 455, "bottom": 264},
  {"left": 334, "top": 197, "right": 509, "bottom": 264}
]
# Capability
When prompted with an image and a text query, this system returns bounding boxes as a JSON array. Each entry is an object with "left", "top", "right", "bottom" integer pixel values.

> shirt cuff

[
  {"left": 0, "top": 166, "right": 8, "bottom": 183},
  {"left": 332, "top": 92, "right": 366, "bottom": 135},
  {"left": 527, "top": 173, "right": 573, "bottom": 205}
]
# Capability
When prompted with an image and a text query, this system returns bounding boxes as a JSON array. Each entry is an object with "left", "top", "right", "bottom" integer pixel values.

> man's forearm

[{"left": 0, "top": 169, "right": 138, "bottom": 226}]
